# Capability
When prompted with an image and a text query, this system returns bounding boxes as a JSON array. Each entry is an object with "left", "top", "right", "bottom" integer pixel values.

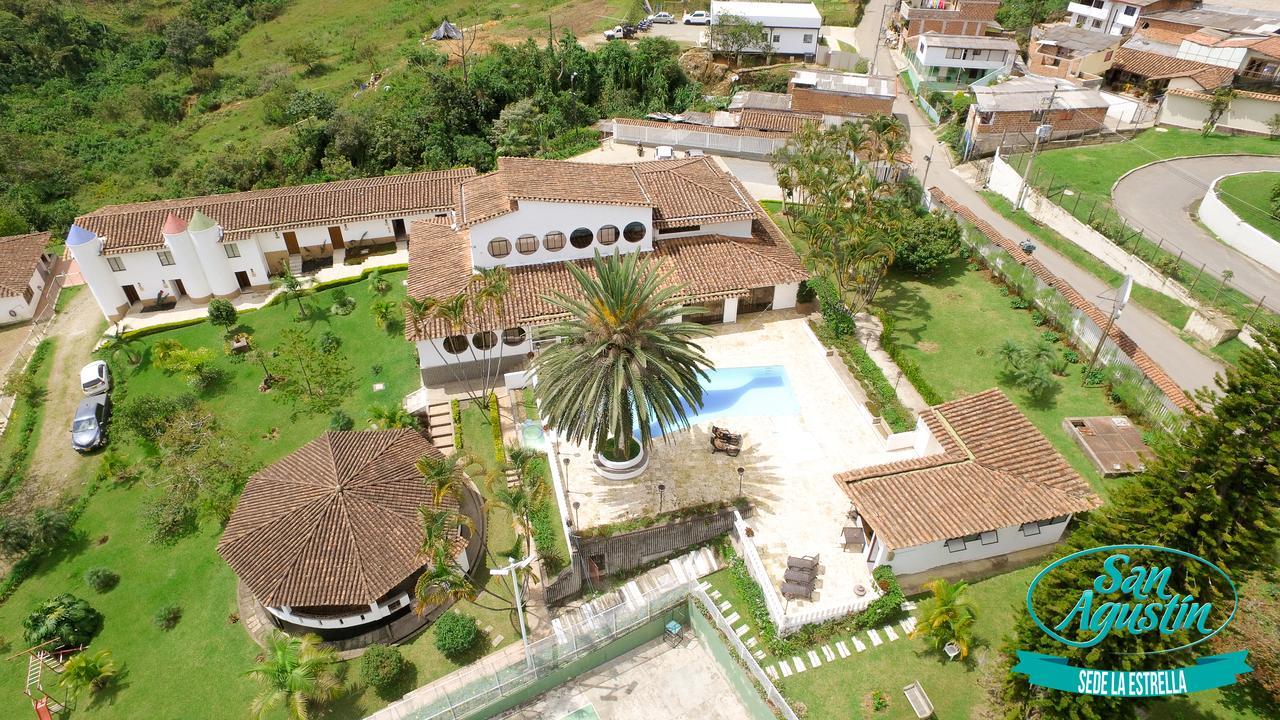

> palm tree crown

[
  {"left": 246, "top": 630, "right": 344, "bottom": 720},
  {"left": 533, "top": 251, "right": 714, "bottom": 456},
  {"left": 909, "top": 578, "right": 977, "bottom": 659}
]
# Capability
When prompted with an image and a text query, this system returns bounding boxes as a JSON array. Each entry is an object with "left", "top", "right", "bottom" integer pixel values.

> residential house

[
  {"left": 895, "top": 0, "right": 1000, "bottom": 43},
  {"left": 67, "top": 169, "right": 474, "bottom": 322},
  {"left": 907, "top": 32, "right": 1018, "bottom": 90},
  {"left": 1066, "top": 0, "right": 1197, "bottom": 37},
  {"left": 835, "top": 389, "right": 1102, "bottom": 590},
  {"left": 1174, "top": 28, "right": 1280, "bottom": 87},
  {"left": 403, "top": 156, "right": 808, "bottom": 382},
  {"left": 1108, "top": 38, "right": 1235, "bottom": 95},
  {"left": 217, "top": 430, "right": 485, "bottom": 643},
  {"left": 1029, "top": 24, "right": 1124, "bottom": 85},
  {"left": 708, "top": 1, "right": 823, "bottom": 57},
  {"left": 964, "top": 76, "right": 1111, "bottom": 156},
  {"left": 787, "top": 69, "right": 898, "bottom": 115},
  {"left": 0, "top": 232, "right": 54, "bottom": 326}
]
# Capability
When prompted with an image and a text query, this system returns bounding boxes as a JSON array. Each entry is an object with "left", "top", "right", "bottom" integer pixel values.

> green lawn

[
  {"left": 874, "top": 261, "right": 1127, "bottom": 500},
  {"left": 1217, "top": 172, "right": 1280, "bottom": 242},
  {"left": 980, "top": 191, "right": 1194, "bottom": 330},
  {"left": 0, "top": 270, "right": 528, "bottom": 720}
]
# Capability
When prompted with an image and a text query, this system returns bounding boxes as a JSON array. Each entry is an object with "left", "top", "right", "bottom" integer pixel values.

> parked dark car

[{"left": 71, "top": 395, "right": 110, "bottom": 452}]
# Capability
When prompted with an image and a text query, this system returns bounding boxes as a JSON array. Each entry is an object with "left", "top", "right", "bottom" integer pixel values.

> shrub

[
  {"left": 873, "top": 310, "right": 944, "bottom": 405},
  {"left": 207, "top": 298, "right": 237, "bottom": 331},
  {"left": 433, "top": 612, "right": 479, "bottom": 657},
  {"left": 812, "top": 322, "right": 913, "bottom": 433},
  {"left": 153, "top": 604, "right": 183, "bottom": 631},
  {"left": 317, "top": 331, "right": 341, "bottom": 354},
  {"left": 488, "top": 393, "right": 504, "bottom": 464},
  {"left": 894, "top": 211, "right": 962, "bottom": 277},
  {"left": 808, "top": 276, "right": 855, "bottom": 337},
  {"left": 116, "top": 393, "right": 198, "bottom": 443},
  {"left": 1040, "top": 331, "right": 1061, "bottom": 344},
  {"left": 1063, "top": 349, "right": 1080, "bottom": 364},
  {"left": 329, "top": 409, "right": 354, "bottom": 431},
  {"left": 368, "top": 269, "right": 390, "bottom": 294},
  {"left": 1031, "top": 310, "right": 1046, "bottom": 326},
  {"left": 450, "top": 399, "right": 463, "bottom": 451},
  {"left": 359, "top": 643, "right": 406, "bottom": 692},
  {"left": 1009, "top": 296, "right": 1030, "bottom": 310},
  {"left": 23, "top": 594, "right": 103, "bottom": 648},
  {"left": 331, "top": 287, "right": 355, "bottom": 315},
  {"left": 84, "top": 567, "right": 119, "bottom": 593},
  {"left": 141, "top": 492, "right": 197, "bottom": 544},
  {"left": 997, "top": 339, "right": 1060, "bottom": 400}
]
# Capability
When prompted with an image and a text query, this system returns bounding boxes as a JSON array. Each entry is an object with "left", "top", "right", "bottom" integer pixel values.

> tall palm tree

[
  {"left": 366, "top": 404, "right": 417, "bottom": 430},
  {"left": 534, "top": 251, "right": 714, "bottom": 459},
  {"left": 402, "top": 296, "right": 436, "bottom": 339},
  {"left": 246, "top": 631, "right": 344, "bottom": 720},
  {"left": 417, "top": 453, "right": 468, "bottom": 505},
  {"left": 909, "top": 578, "right": 977, "bottom": 659},
  {"left": 60, "top": 649, "right": 118, "bottom": 698},
  {"left": 100, "top": 331, "right": 140, "bottom": 365},
  {"left": 470, "top": 266, "right": 513, "bottom": 396},
  {"left": 274, "top": 262, "right": 308, "bottom": 319}
]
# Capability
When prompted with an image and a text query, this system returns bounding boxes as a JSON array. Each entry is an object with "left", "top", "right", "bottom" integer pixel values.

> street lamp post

[
  {"left": 490, "top": 555, "right": 536, "bottom": 670},
  {"left": 572, "top": 500, "right": 580, "bottom": 529},
  {"left": 657, "top": 483, "right": 666, "bottom": 513},
  {"left": 736, "top": 467, "right": 745, "bottom": 497}
]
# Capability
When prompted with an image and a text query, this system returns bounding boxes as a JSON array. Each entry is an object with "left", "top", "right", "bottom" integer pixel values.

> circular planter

[{"left": 594, "top": 440, "right": 649, "bottom": 480}]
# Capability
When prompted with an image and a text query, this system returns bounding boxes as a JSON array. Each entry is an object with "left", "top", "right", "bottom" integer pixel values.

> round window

[
  {"left": 472, "top": 331, "right": 498, "bottom": 351},
  {"left": 623, "top": 222, "right": 646, "bottom": 242},
  {"left": 570, "top": 227, "right": 593, "bottom": 249},
  {"left": 502, "top": 327, "right": 527, "bottom": 346},
  {"left": 598, "top": 225, "right": 619, "bottom": 246},
  {"left": 442, "top": 335, "right": 468, "bottom": 354},
  {"left": 516, "top": 234, "right": 539, "bottom": 255},
  {"left": 544, "top": 231, "right": 566, "bottom": 251},
  {"left": 488, "top": 237, "right": 511, "bottom": 258}
]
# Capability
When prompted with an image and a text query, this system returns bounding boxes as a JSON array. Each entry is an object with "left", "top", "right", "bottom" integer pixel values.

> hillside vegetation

[{"left": 0, "top": 0, "right": 688, "bottom": 240}]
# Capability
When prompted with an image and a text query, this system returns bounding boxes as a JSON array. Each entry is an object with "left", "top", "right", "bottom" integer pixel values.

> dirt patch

[
  {"left": 917, "top": 340, "right": 940, "bottom": 354},
  {"left": 13, "top": 290, "right": 107, "bottom": 513}
]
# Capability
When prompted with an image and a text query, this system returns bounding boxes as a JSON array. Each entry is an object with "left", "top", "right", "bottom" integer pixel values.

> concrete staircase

[
  {"left": 424, "top": 402, "right": 454, "bottom": 453},
  {"left": 287, "top": 253, "right": 303, "bottom": 276}
]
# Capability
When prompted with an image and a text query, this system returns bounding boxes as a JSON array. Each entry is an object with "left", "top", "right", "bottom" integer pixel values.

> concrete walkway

[{"left": 854, "top": 312, "right": 930, "bottom": 413}]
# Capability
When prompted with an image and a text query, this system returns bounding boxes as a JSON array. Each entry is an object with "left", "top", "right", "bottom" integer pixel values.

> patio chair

[
  {"left": 781, "top": 581, "right": 813, "bottom": 600},
  {"left": 783, "top": 567, "right": 816, "bottom": 585},
  {"left": 787, "top": 554, "right": 819, "bottom": 571},
  {"left": 903, "top": 680, "right": 935, "bottom": 718}
]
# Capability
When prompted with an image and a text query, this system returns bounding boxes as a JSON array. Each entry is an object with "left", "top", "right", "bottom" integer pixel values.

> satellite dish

[{"left": 1115, "top": 274, "right": 1132, "bottom": 317}]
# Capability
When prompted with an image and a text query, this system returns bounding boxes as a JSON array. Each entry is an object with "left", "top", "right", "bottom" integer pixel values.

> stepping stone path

[
  {"left": 710, "top": 590, "right": 722, "bottom": 599},
  {"left": 746, "top": 637, "right": 758, "bottom": 648},
  {"left": 719, "top": 601, "right": 732, "bottom": 612},
  {"left": 753, "top": 650, "right": 766, "bottom": 660},
  {"left": 780, "top": 660, "right": 793, "bottom": 677},
  {"left": 885, "top": 626, "right": 899, "bottom": 641},
  {"left": 853, "top": 636, "right": 867, "bottom": 652},
  {"left": 492, "top": 634, "right": 505, "bottom": 646},
  {"left": 869, "top": 628, "right": 883, "bottom": 646},
  {"left": 836, "top": 641, "right": 851, "bottom": 658},
  {"left": 792, "top": 656, "right": 807, "bottom": 672},
  {"left": 735, "top": 624, "right": 750, "bottom": 637},
  {"left": 821, "top": 645, "right": 836, "bottom": 662},
  {"left": 807, "top": 650, "right": 822, "bottom": 668},
  {"left": 725, "top": 612, "right": 741, "bottom": 624},
  {"left": 902, "top": 617, "right": 917, "bottom": 633},
  {"left": 766, "top": 666, "right": 779, "bottom": 680}
]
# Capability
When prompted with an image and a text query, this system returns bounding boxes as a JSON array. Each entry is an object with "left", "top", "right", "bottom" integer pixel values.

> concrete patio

[{"left": 558, "top": 311, "right": 917, "bottom": 615}]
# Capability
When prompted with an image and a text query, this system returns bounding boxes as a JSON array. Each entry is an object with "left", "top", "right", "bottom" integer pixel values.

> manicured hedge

[
  {"left": 811, "top": 322, "right": 914, "bottom": 433},
  {"left": 807, "top": 275, "right": 855, "bottom": 337}
]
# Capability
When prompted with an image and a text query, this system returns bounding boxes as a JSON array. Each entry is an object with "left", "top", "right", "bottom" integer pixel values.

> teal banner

[{"left": 1013, "top": 651, "right": 1252, "bottom": 697}]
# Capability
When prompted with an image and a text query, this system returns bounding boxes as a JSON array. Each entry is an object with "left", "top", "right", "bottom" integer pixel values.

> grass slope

[{"left": 1216, "top": 171, "right": 1280, "bottom": 242}]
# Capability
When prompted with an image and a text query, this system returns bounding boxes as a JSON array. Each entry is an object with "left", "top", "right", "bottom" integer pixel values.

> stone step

[
  {"left": 821, "top": 645, "right": 835, "bottom": 662},
  {"left": 724, "top": 612, "right": 741, "bottom": 624},
  {"left": 836, "top": 641, "right": 851, "bottom": 658},
  {"left": 719, "top": 601, "right": 732, "bottom": 612},
  {"left": 767, "top": 665, "right": 779, "bottom": 680},
  {"left": 869, "top": 629, "right": 883, "bottom": 646},
  {"left": 884, "top": 626, "right": 898, "bottom": 641},
  {"left": 779, "top": 660, "right": 792, "bottom": 677},
  {"left": 807, "top": 650, "right": 821, "bottom": 668},
  {"left": 792, "top": 655, "right": 807, "bottom": 672},
  {"left": 853, "top": 636, "right": 866, "bottom": 652},
  {"left": 746, "top": 636, "right": 758, "bottom": 648},
  {"left": 753, "top": 649, "right": 766, "bottom": 660},
  {"left": 735, "top": 624, "right": 750, "bottom": 637}
]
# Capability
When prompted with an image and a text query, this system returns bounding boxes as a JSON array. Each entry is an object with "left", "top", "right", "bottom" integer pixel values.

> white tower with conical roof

[
  {"left": 161, "top": 213, "right": 213, "bottom": 302},
  {"left": 188, "top": 209, "right": 239, "bottom": 298},
  {"left": 65, "top": 224, "right": 130, "bottom": 321}
]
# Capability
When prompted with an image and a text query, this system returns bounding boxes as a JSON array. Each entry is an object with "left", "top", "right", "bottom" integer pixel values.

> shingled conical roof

[{"left": 217, "top": 430, "right": 453, "bottom": 608}]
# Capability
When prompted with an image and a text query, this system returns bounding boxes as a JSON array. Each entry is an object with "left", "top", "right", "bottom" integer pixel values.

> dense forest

[{"left": 0, "top": 0, "right": 696, "bottom": 240}]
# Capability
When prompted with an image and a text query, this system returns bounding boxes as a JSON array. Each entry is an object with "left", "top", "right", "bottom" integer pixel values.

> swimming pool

[{"left": 647, "top": 365, "right": 799, "bottom": 437}]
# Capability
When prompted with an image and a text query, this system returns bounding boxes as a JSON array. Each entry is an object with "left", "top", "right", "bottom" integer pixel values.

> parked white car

[
  {"left": 683, "top": 10, "right": 710, "bottom": 24},
  {"left": 650, "top": 11, "right": 676, "bottom": 23},
  {"left": 79, "top": 360, "right": 111, "bottom": 396}
]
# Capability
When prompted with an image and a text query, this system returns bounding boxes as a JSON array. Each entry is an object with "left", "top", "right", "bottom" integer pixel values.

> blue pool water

[{"left": 647, "top": 365, "right": 799, "bottom": 438}]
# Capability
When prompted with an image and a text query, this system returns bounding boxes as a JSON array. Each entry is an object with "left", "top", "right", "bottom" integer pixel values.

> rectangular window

[
  {"left": 945, "top": 537, "right": 967, "bottom": 553},
  {"left": 23, "top": 285, "right": 34, "bottom": 303},
  {"left": 157, "top": 250, "right": 175, "bottom": 266},
  {"left": 1021, "top": 522, "right": 1042, "bottom": 536},
  {"left": 107, "top": 256, "right": 126, "bottom": 272},
  {"left": 773, "top": 34, "right": 781, "bottom": 43},
  {"left": 980, "top": 530, "right": 999, "bottom": 545},
  {"left": 802, "top": 33, "right": 813, "bottom": 44},
  {"left": 978, "top": 111, "right": 995, "bottom": 125},
  {"left": 1123, "top": 5, "right": 1136, "bottom": 15},
  {"left": 224, "top": 243, "right": 241, "bottom": 259}
]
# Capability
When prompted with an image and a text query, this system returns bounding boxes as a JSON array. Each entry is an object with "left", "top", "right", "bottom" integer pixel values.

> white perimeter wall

[
  {"left": 1159, "top": 92, "right": 1280, "bottom": 137},
  {"left": 1201, "top": 172, "right": 1280, "bottom": 274},
  {"left": 887, "top": 519, "right": 1070, "bottom": 576}
]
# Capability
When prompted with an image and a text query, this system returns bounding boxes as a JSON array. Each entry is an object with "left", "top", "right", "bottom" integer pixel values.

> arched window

[
  {"left": 570, "top": 227, "right": 593, "bottom": 249},
  {"left": 623, "top": 222, "right": 646, "bottom": 242},
  {"left": 516, "top": 234, "right": 539, "bottom": 255},
  {"left": 544, "top": 231, "right": 566, "bottom": 251},
  {"left": 442, "top": 335, "right": 468, "bottom": 354},
  {"left": 487, "top": 237, "right": 511, "bottom": 258},
  {"left": 472, "top": 331, "right": 498, "bottom": 351},
  {"left": 598, "top": 225, "right": 619, "bottom": 246},
  {"left": 503, "top": 327, "right": 527, "bottom": 346}
]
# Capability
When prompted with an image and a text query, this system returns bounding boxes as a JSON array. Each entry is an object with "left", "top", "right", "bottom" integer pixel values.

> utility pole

[
  {"left": 491, "top": 556, "right": 536, "bottom": 670},
  {"left": 1015, "top": 81, "right": 1059, "bottom": 211},
  {"left": 870, "top": 1, "right": 889, "bottom": 75},
  {"left": 921, "top": 142, "right": 939, "bottom": 189}
]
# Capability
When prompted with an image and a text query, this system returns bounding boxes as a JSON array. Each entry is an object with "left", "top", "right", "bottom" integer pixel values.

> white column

[
  {"left": 66, "top": 225, "right": 129, "bottom": 321},
  {"left": 188, "top": 210, "right": 239, "bottom": 298},
  {"left": 162, "top": 214, "right": 212, "bottom": 302},
  {"left": 773, "top": 282, "right": 799, "bottom": 310},
  {"left": 722, "top": 297, "right": 739, "bottom": 323}
]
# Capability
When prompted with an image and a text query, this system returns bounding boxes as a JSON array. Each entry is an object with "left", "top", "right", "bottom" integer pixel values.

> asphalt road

[{"left": 1111, "top": 154, "right": 1280, "bottom": 313}]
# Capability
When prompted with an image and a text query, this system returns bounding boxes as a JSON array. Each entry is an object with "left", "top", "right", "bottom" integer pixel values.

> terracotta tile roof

[
  {"left": 1253, "top": 36, "right": 1280, "bottom": 60},
  {"left": 404, "top": 211, "right": 807, "bottom": 340},
  {"left": 737, "top": 109, "right": 821, "bottom": 133},
  {"left": 217, "top": 430, "right": 457, "bottom": 608},
  {"left": 1111, "top": 48, "right": 1234, "bottom": 89},
  {"left": 835, "top": 389, "right": 1102, "bottom": 549},
  {"left": 458, "top": 157, "right": 759, "bottom": 230},
  {"left": 76, "top": 169, "right": 475, "bottom": 254},
  {"left": 928, "top": 187, "right": 1196, "bottom": 412},
  {"left": 0, "top": 232, "right": 50, "bottom": 298},
  {"left": 1168, "top": 86, "right": 1280, "bottom": 103}
]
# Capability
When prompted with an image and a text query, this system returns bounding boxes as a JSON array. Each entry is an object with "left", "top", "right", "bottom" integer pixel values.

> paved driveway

[{"left": 1112, "top": 154, "right": 1280, "bottom": 313}]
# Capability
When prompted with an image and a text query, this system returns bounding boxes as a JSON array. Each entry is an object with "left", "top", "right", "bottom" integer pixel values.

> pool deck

[{"left": 560, "top": 311, "right": 917, "bottom": 615}]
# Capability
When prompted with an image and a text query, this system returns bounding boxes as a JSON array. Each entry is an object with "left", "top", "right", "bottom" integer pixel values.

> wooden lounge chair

[
  {"left": 783, "top": 567, "right": 815, "bottom": 584},
  {"left": 787, "top": 554, "right": 819, "bottom": 571},
  {"left": 903, "top": 680, "right": 935, "bottom": 718},
  {"left": 781, "top": 581, "right": 813, "bottom": 600}
]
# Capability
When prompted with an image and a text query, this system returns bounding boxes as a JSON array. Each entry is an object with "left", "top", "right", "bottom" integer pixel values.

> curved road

[{"left": 1112, "top": 155, "right": 1280, "bottom": 313}]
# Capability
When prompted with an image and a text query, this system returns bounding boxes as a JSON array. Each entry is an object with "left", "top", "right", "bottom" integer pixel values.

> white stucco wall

[
  {"left": 0, "top": 265, "right": 45, "bottom": 324},
  {"left": 469, "top": 200, "right": 654, "bottom": 269},
  {"left": 417, "top": 327, "right": 533, "bottom": 370},
  {"left": 1201, "top": 173, "right": 1280, "bottom": 274},
  {"left": 773, "top": 282, "right": 799, "bottom": 310},
  {"left": 916, "top": 39, "right": 1013, "bottom": 71},
  {"left": 1159, "top": 92, "right": 1280, "bottom": 136},
  {"left": 760, "top": 26, "right": 819, "bottom": 56},
  {"left": 657, "top": 218, "right": 754, "bottom": 240},
  {"left": 886, "top": 518, "right": 1072, "bottom": 576}
]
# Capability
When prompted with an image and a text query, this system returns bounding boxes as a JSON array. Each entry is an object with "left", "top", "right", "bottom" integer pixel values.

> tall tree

[
  {"left": 246, "top": 631, "right": 344, "bottom": 720},
  {"left": 533, "top": 251, "right": 713, "bottom": 459},
  {"left": 1002, "top": 325, "right": 1280, "bottom": 720},
  {"left": 706, "top": 14, "right": 771, "bottom": 65}
]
